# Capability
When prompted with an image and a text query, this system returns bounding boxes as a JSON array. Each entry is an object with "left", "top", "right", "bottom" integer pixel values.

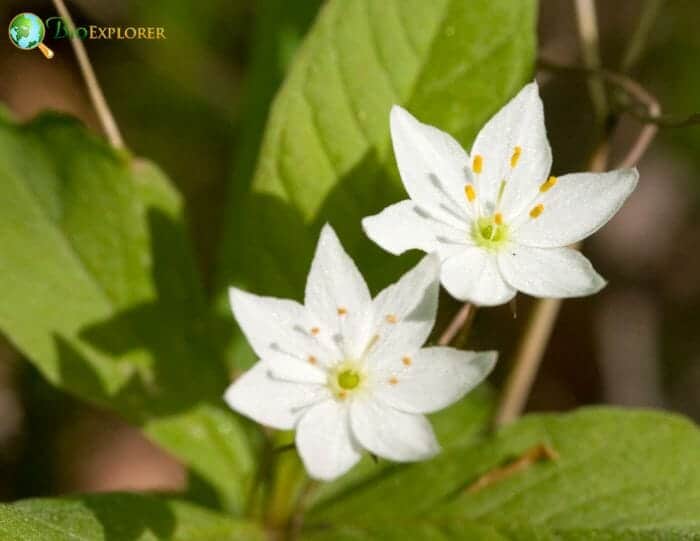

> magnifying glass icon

[{"left": 8, "top": 13, "right": 55, "bottom": 59}]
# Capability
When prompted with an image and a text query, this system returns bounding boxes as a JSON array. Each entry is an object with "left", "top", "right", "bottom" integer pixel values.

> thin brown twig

[
  {"left": 492, "top": 297, "right": 565, "bottom": 428},
  {"left": 604, "top": 71, "right": 661, "bottom": 168},
  {"left": 465, "top": 444, "right": 559, "bottom": 494},
  {"left": 438, "top": 303, "right": 475, "bottom": 346},
  {"left": 621, "top": 0, "right": 664, "bottom": 73},
  {"left": 51, "top": 0, "right": 124, "bottom": 148},
  {"left": 574, "top": 0, "right": 608, "bottom": 122}
]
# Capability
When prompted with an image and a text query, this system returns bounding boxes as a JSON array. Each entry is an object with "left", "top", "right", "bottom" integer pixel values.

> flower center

[
  {"left": 337, "top": 369, "right": 360, "bottom": 390},
  {"left": 472, "top": 215, "right": 509, "bottom": 250},
  {"left": 328, "top": 360, "right": 366, "bottom": 399}
]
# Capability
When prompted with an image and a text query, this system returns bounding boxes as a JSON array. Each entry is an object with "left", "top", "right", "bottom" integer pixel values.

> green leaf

[
  {"left": 215, "top": 0, "right": 537, "bottom": 368},
  {"left": 0, "top": 493, "right": 264, "bottom": 541},
  {"left": 305, "top": 408, "right": 700, "bottom": 539},
  {"left": 0, "top": 113, "right": 253, "bottom": 512}
]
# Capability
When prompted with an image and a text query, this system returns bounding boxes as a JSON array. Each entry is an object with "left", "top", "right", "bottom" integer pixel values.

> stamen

[
  {"left": 338, "top": 390, "right": 347, "bottom": 399},
  {"left": 308, "top": 355, "right": 317, "bottom": 365},
  {"left": 402, "top": 356, "right": 412, "bottom": 366},
  {"left": 540, "top": 176, "right": 557, "bottom": 192},
  {"left": 510, "top": 146, "right": 522, "bottom": 168},
  {"left": 529, "top": 204, "right": 544, "bottom": 219},
  {"left": 497, "top": 180, "right": 507, "bottom": 204},
  {"left": 310, "top": 327, "right": 320, "bottom": 336},
  {"left": 385, "top": 314, "right": 398, "bottom": 324},
  {"left": 360, "top": 334, "right": 380, "bottom": 359},
  {"left": 494, "top": 213, "right": 503, "bottom": 225},
  {"left": 337, "top": 307, "right": 347, "bottom": 316},
  {"left": 388, "top": 376, "right": 398, "bottom": 385},
  {"left": 465, "top": 184, "right": 476, "bottom": 202},
  {"left": 472, "top": 155, "right": 483, "bottom": 174}
]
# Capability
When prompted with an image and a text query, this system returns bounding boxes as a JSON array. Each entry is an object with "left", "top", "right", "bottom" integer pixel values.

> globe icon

[
  {"left": 8, "top": 13, "right": 45, "bottom": 50},
  {"left": 8, "top": 12, "right": 53, "bottom": 58}
]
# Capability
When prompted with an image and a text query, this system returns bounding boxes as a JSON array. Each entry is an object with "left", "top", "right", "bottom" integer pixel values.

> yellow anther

[
  {"left": 388, "top": 376, "right": 398, "bottom": 385},
  {"left": 494, "top": 213, "right": 503, "bottom": 225},
  {"left": 308, "top": 355, "right": 317, "bottom": 365},
  {"left": 402, "top": 356, "right": 412, "bottom": 366},
  {"left": 338, "top": 390, "right": 347, "bottom": 399},
  {"left": 310, "top": 327, "right": 320, "bottom": 336},
  {"left": 529, "top": 204, "right": 544, "bottom": 219},
  {"left": 540, "top": 176, "right": 557, "bottom": 192},
  {"left": 472, "top": 155, "right": 483, "bottom": 174},
  {"left": 337, "top": 307, "right": 347, "bottom": 316},
  {"left": 465, "top": 184, "right": 476, "bottom": 202},
  {"left": 386, "top": 314, "right": 397, "bottom": 324},
  {"left": 510, "top": 146, "right": 522, "bottom": 168}
]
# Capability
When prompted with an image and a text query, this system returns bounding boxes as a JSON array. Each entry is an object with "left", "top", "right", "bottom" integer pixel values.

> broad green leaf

[
  {"left": 0, "top": 113, "right": 253, "bottom": 512},
  {"left": 306, "top": 408, "right": 700, "bottom": 539},
  {"left": 303, "top": 523, "right": 508, "bottom": 541},
  {"left": 0, "top": 493, "right": 264, "bottom": 541},
  {"left": 215, "top": 0, "right": 537, "bottom": 368}
]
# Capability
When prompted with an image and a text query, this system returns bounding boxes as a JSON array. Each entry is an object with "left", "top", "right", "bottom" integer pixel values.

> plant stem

[
  {"left": 603, "top": 71, "right": 661, "bottom": 168},
  {"left": 574, "top": 0, "right": 608, "bottom": 123},
  {"left": 51, "top": 0, "right": 124, "bottom": 148},
  {"left": 493, "top": 297, "right": 563, "bottom": 427},
  {"left": 621, "top": 0, "right": 664, "bottom": 73},
  {"left": 438, "top": 303, "right": 475, "bottom": 346}
]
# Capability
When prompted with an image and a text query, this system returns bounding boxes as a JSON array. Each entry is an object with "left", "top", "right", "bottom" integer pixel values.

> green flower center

[
  {"left": 472, "top": 215, "right": 509, "bottom": 250},
  {"left": 337, "top": 369, "right": 361, "bottom": 390},
  {"left": 328, "top": 361, "right": 366, "bottom": 399}
]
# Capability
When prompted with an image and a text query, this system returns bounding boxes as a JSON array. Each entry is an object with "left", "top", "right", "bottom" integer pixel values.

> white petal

[
  {"left": 362, "top": 200, "right": 468, "bottom": 257},
  {"left": 390, "top": 105, "right": 471, "bottom": 224},
  {"left": 440, "top": 247, "right": 515, "bottom": 306},
  {"left": 368, "top": 254, "right": 440, "bottom": 364},
  {"left": 470, "top": 82, "right": 552, "bottom": 215},
  {"left": 265, "top": 350, "right": 327, "bottom": 385},
  {"left": 513, "top": 168, "right": 639, "bottom": 247},
  {"left": 224, "top": 362, "right": 327, "bottom": 430},
  {"left": 305, "top": 224, "right": 372, "bottom": 358},
  {"left": 498, "top": 245, "right": 606, "bottom": 298},
  {"left": 375, "top": 348, "right": 497, "bottom": 414},
  {"left": 296, "top": 399, "right": 362, "bottom": 481},
  {"left": 350, "top": 397, "right": 440, "bottom": 462},
  {"left": 229, "top": 287, "right": 336, "bottom": 365}
]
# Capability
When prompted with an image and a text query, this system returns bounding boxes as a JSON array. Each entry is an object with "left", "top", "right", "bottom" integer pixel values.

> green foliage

[
  {"left": 305, "top": 408, "right": 700, "bottom": 539},
  {"left": 0, "top": 493, "right": 264, "bottom": 541},
  {"left": 0, "top": 112, "right": 253, "bottom": 512},
  {"left": 215, "top": 0, "right": 537, "bottom": 368}
]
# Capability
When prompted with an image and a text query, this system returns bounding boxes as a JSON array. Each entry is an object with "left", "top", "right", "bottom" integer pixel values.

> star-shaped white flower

[
  {"left": 224, "top": 225, "right": 496, "bottom": 481},
  {"left": 362, "top": 82, "right": 639, "bottom": 306}
]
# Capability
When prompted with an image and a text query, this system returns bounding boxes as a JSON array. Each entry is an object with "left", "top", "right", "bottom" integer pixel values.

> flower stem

[
  {"left": 493, "top": 297, "right": 563, "bottom": 427},
  {"left": 50, "top": 0, "right": 124, "bottom": 148},
  {"left": 574, "top": 0, "right": 608, "bottom": 124},
  {"left": 621, "top": 0, "right": 664, "bottom": 73},
  {"left": 438, "top": 303, "right": 475, "bottom": 346}
]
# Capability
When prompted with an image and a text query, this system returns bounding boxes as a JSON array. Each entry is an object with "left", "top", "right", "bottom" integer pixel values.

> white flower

[
  {"left": 224, "top": 225, "right": 496, "bottom": 481},
  {"left": 362, "top": 82, "right": 639, "bottom": 306}
]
